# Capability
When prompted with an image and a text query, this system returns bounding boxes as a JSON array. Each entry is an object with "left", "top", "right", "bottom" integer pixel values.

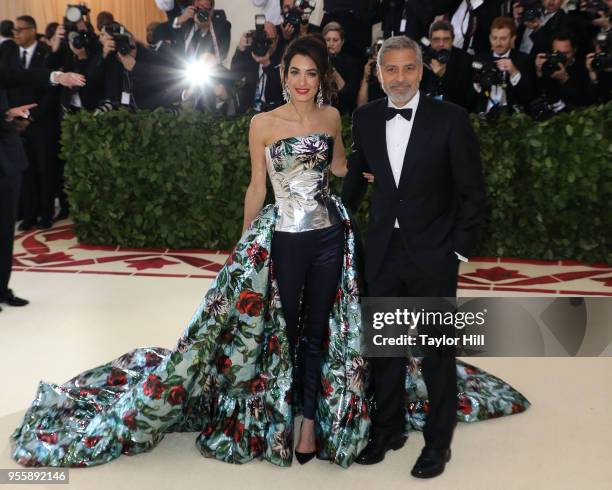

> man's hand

[
  {"left": 550, "top": 62, "right": 569, "bottom": 84},
  {"left": 70, "top": 43, "right": 88, "bottom": 60},
  {"left": 535, "top": 53, "right": 547, "bottom": 78},
  {"left": 177, "top": 6, "right": 196, "bottom": 26},
  {"left": 363, "top": 172, "right": 374, "bottom": 183},
  {"left": 5, "top": 103, "right": 37, "bottom": 122},
  {"left": 363, "top": 58, "right": 375, "bottom": 80},
  {"left": 102, "top": 36, "right": 116, "bottom": 58},
  {"left": 54, "top": 72, "right": 86, "bottom": 88},
  {"left": 496, "top": 58, "right": 519, "bottom": 77},
  {"left": 50, "top": 24, "right": 65, "bottom": 53},
  {"left": 238, "top": 32, "right": 250, "bottom": 52},
  {"left": 281, "top": 23, "right": 295, "bottom": 41},
  {"left": 431, "top": 58, "right": 447, "bottom": 77}
]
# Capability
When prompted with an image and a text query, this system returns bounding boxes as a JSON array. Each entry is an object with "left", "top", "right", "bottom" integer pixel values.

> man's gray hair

[{"left": 377, "top": 36, "right": 423, "bottom": 67}]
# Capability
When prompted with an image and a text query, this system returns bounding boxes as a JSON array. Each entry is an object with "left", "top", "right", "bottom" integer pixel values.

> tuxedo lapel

[
  {"left": 372, "top": 97, "right": 398, "bottom": 190},
  {"left": 398, "top": 94, "right": 434, "bottom": 191}
]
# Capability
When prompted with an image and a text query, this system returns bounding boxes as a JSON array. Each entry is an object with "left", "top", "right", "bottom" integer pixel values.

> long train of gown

[{"left": 11, "top": 200, "right": 530, "bottom": 468}]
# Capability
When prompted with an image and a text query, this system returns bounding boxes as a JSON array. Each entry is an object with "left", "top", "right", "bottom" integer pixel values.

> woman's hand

[{"left": 363, "top": 172, "right": 374, "bottom": 183}]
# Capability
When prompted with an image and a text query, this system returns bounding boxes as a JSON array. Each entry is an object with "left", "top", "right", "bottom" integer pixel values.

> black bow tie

[{"left": 386, "top": 107, "right": 413, "bottom": 121}]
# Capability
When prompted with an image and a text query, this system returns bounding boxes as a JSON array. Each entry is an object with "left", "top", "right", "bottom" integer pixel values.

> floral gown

[{"left": 11, "top": 133, "right": 530, "bottom": 468}]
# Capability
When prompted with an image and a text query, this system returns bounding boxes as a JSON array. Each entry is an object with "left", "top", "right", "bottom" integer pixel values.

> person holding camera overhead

[
  {"left": 356, "top": 38, "right": 386, "bottom": 107},
  {"left": 231, "top": 17, "right": 284, "bottom": 113},
  {"left": 421, "top": 20, "right": 475, "bottom": 110},
  {"left": 166, "top": 0, "right": 231, "bottom": 64},
  {"left": 92, "top": 22, "right": 175, "bottom": 111},
  {"left": 514, "top": 0, "right": 569, "bottom": 58},
  {"left": 472, "top": 16, "right": 534, "bottom": 115},
  {"left": 279, "top": 0, "right": 319, "bottom": 43},
  {"left": 534, "top": 31, "right": 593, "bottom": 110}
]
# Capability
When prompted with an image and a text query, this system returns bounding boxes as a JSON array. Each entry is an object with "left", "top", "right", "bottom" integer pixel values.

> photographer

[
  {"left": 279, "top": 0, "right": 319, "bottom": 44},
  {"left": 356, "top": 37, "right": 385, "bottom": 108},
  {"left": 158, "top": 0, "right": 231, "bottom": 64},
  {"left": 182, "top": 52, "right": 239, "bottom": 115},
  {"left": 567, "top": 0, "right": 612, "bottom": 56},
  {"left": 94, "top": 23, "right": 175, "bottom": 111},
  {"left": 473, "top": 16, "right": 534, "bottom": 115},
  {"left": 230, "top": 19, "right": 283, "bottom": 113},
  {"left": 586, "top": 30, "right": 612, "bottom": 103},
  {"left": 515, "top": 0, "right": 569, "bottom": 58},
  {"left": 421, "top": 20, "right": 475, "bottom": 110},
  {"left": 445, "top": 0, "right": 513, "bottom": 55},
  {"left": 534, "top": 31, "right": 594, "bottom": 109},
  {"left": 323, "top": 21, "right": 361, "bottom": 114},
  {"left": 322, "top": 0, "right": 376, "bottom": 62}
]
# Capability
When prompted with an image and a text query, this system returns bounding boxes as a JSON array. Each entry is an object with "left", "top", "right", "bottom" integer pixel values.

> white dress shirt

[
  {"left": 252, "top": 0, "right": 283, "bottom": 25},
  {"left": 386, "top": 92, "right": 468, "bottom": 262},
  {"left": 451, "top": 0, "right": 484, "bottom": 53},
  {"left": 20, "top": 42, "right": 37, "bottom": 69}
]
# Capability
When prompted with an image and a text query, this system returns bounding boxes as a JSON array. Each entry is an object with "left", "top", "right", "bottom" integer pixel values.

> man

[
  {"left": 0, "top": 20, "right": 19, "bottom": 69},
  {"left": 534, "top": 31, "right": 593, "bottom": 109},
  {"left": 231, "top": 21, "right": 283, "bottom": 112},
  {"left": 341, "top": 36, "right": 486, "bottom": 478},
  {"left": 166, "top": 0, "right": 231, "bottom": 63},
  {"left": 9, "top": 16, "right": 57, "bottom": 231},
  {"left": 421, "top": 20, "right": 475, "bottom": 110},
  {"left": 0, "top": 67, "right": 85, "bottom": 312},
  {"left": 515, "top": 0, "right": 568, "bottom": 58},
  {"left": 473, "top": 16, "right": 534, "bottom": 114},
  {"left": 444, "top": 0, "right": 512, "bottom": 55}
]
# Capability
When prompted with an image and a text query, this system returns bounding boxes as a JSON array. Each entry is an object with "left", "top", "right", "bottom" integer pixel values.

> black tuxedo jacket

[
  {"left": 421, "top": 47, "right": 475, "bottom": 111},
  {"left": 341, "top": 94, "right": 486, "bottom": 281},
  {"left": 0, "top": 67, "right": 51, "bottom": 177},
  {"left": 6, "top": 43, "right": 59, "bottom": 128}
]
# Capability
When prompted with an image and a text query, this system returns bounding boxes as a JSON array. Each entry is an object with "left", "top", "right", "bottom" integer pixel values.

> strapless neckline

[{"left": 265, "top": 132, "right": 333, "bottom": 149}]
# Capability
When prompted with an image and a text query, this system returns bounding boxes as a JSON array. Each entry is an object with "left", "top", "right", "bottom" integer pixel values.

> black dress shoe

[
  {"left": 37, "top": 219, "right": 53, "bottom": 230},
  {"left": 411, "top": 447, "right": 452, "bottom": 479},
  {"left": 355, "top": 431, "right": 407, "bottom": 465},
  {"left": 0, "top": 289, "right": 29, "bottom": 307},
  {"left": 17, "top": 219, "right": 36, "bottom": 231}
]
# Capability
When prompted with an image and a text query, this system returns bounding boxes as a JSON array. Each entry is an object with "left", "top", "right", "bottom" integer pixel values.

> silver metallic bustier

[{"left": 265, "top": 132, "right": 340, "bottom": 232}]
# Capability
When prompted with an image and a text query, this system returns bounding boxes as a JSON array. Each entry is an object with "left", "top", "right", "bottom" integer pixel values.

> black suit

[
  {"left": 230, "top": 44, "right": 283, "bottom": 113},
  {"left": 0, "top": 67, "right": 53, "bottom": 295},
  {"left": 341, "top": 93, "right": 486, "bottom": 448},
  {"left": 422, "top": 47, "right": 475, "bottom": 111},
  {"left": 7, "top": 43, "right": 60, "bottom": 225},
  {"left": 516, "top": 9, "right": 569, "bottom": 59},
  {"left": 473, "top": 49, "right": 535, "bottom": 112},
  {"left": 0, "top": 39, "right": 19, "bottom": 70}
]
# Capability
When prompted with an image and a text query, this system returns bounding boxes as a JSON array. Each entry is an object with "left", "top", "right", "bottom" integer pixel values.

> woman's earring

[
  {"left": 282, "top": 83, "right": 291, "bottom": 102},
  {"left": 316, "top": 84, "right": 324, "bottom": 107}
]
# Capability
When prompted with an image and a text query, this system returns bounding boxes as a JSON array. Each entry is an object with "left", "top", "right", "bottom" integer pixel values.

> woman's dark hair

[
  {"left": 281, "top": 34, "right": 337, "bottom": 104},
  {"left": 45, "top": 22, "right": 59, "bottom": 41}
]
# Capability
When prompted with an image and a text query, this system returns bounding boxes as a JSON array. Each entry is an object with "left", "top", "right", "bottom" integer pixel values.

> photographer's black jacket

[
  {"left": 421, "top": 46, "right": 474, "bottom": 111},
  {"left": 536, "top": 57, "right": 594, "bottom": 108}
]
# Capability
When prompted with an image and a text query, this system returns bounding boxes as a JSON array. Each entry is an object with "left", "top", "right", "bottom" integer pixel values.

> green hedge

[{"left": 61, "top": 102, "right": 612, "bottom": 263}]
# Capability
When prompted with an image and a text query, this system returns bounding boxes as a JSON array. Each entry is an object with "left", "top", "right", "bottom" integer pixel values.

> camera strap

[{"left": 209, "top": 20, "right": 221, "bottom": 64}]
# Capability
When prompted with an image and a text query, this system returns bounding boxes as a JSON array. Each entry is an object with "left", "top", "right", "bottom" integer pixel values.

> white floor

[{"left": 1, "top": 271, "right": 612, "bottom": 490}]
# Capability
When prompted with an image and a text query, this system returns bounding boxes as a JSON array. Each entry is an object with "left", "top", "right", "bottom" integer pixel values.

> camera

[
  {"left": 283, "top": 0, "right": 316, "bottom": 29},
  {"left": 592, "top": 32, "right": 612, "bottom": 71},
  {"left": 365, "top": 38, "right": 384, "bottom": 83},
  {"left": 104, "top": 22, "right": 133, "bottom": 56},
  {"left": 472, "top": 60, "right": 505, "bottom": 90},
  {"left": 247, "top": 14, "right": 272, "bottom": 57},
  {"left": 64, "top": 3, "right": 92, "bottom": 49},
  {"left": 519, "top": 0, "right": 542, "bottom": 23},
  {"left": 541, "top": 51, "right": 567, "bottom": 77},
  {"left": 420, "top": 37, "right": 451, "bottom": 65},
  {"left": 584, "top": 0, "right": 609, "bottom": 19}
]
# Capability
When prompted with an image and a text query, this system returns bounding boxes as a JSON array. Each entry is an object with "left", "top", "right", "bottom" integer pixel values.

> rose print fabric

[{"left": 10, "top": 134, "right": 529, "bottom": 469}]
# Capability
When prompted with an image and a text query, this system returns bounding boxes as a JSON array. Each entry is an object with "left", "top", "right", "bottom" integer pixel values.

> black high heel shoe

[{"left": 294, "top": 420, "right": 317, "bottom": 465}]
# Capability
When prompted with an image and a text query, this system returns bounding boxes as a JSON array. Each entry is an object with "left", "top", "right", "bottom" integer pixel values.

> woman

[
  {"left": 322, "top": 22, "right": 361, "bottom": 114},
  {"left": 11, "top": 35, "right": 529, "bottom": 469}
]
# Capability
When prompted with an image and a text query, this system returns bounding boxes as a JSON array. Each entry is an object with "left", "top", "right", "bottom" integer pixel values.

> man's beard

[{"left": 384, "top": 81, "right": 419, "bottom": 104}]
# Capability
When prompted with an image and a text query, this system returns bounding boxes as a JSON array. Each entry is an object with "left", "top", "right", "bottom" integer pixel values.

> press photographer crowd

[{"left": 0, "top": 0, "right": 611, "bottom": 232}]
